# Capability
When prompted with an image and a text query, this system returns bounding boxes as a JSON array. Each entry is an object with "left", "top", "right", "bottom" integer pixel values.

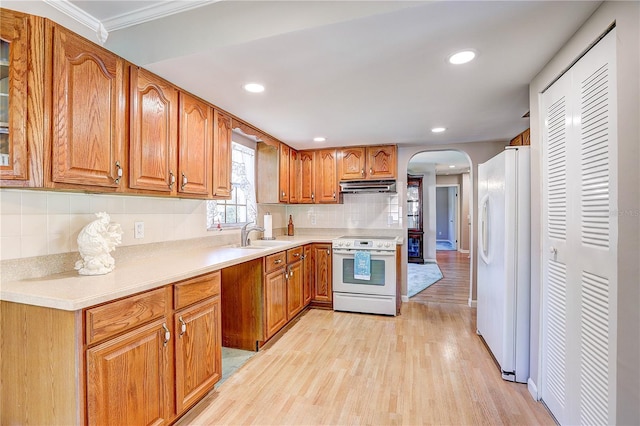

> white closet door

[{"left": 541, "top": 29, "right": 617, "bottom": 426}]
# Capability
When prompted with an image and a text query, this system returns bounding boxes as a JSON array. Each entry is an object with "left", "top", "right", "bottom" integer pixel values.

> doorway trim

[{"left": 435, "top": 183, "right": 460, "bottom": 252}]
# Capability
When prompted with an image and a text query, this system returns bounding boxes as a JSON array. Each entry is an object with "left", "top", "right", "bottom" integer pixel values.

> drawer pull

[
  {"left": 114, "top": 161, "right": 123, "bottom": 184},
  {"left": 179, "top": 316, "right": 186, "bottom": 337},
  {"left": 294, "top": 253, "right": 300, "bottom": 257},
  {"left": 169, "top": 170, "right": 176, "bottom": 189},
  {"left": 274, "top": 259, "right": 283, "bottom": 265},
  {"left": 162, "top": 323, "right": 170, "bottom": 346},
  {"left": 181, "top": 173, "right": 188, "bottom": 190}
]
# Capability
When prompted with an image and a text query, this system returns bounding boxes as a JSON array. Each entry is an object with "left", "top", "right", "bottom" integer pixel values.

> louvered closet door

[{"left": 540, "top": 29, "right": 617, "bottom": 426}]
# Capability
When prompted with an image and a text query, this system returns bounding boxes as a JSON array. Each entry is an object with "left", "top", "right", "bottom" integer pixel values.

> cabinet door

[
  {"left": 366, "top": 145, "right": 396, "bottom": 179},
  {"left": 338, "top": 147, "right": 366, "bottom": 181},
  {"left": 130, "top": 66, "right": 178, "bottom": 193},
  {"left": 299, "top": 150, "right": 315, "bottom": 203},
  {"left": 312, "top": 244, "right": 332, "bottom": 304},
  {"left": 212, "top": 110, "right": 232, "bottom": 198},
  {"left": 303, "top": 245, "right": 313, "bottom": 305},
  {"left": 178, "top": 92, "right": 212, "bottom": 197},
  {"left": 174, "top": 297, "right": 221, "bottom": 415},
  {"left": 0, "top": 10, "right": 29, "bottom": 181},
  {"left": 264, "top": 268, "right": 287, "bottom": 339},
  {"left": 286, "top": 260, "right": 304, "bottom": 319},
  {"left": 279, "top": 143, "right": 290, "bottom": 203},
  {"left": 49, "top": 23, "right": 126, "bottom": 189},
  {"left": 315, "top": 149, "right": 339, "bottom": 203},
  {"left": 86, "top": 319, "right": 172, "bottom": 426},
  {"left": 289, "top": 148, "right": 300, "bottom": 204}
]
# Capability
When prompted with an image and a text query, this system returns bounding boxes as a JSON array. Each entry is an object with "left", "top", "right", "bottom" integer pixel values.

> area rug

[
  {"left": 436, "top": 240, "right": 455, "bottom": 251},
  {"left": 407, "top": 262, "right": 444, "bottom": 297}
]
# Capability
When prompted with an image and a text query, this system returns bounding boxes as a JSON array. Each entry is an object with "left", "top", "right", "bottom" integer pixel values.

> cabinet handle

[
  {"left": 162, "top": 323, "right": 170, "bottom": 346},
  {"left": 332, "top": 191, "right": 336, "bottom": 199},
  {"left": 282, "top": 190, "right": 286, "bottom": 198},
  {"left": 179, "top": 316, "right": 186, "bottom": 338},
  {"left": 169, "top": 171, "right": 176, "bottom": 189},
  {"left": 301, "top": 254, "right": 306, "bottom": 260},
  {"left": 294, "top": 253, "right": 300, "bottom": 257},
  {"left": 274, "top": 259, "right": 283, "bottom": 265},
  {"left": 361, "top": 169, "right": 365, "bottom": 177},
  {"left": 289, "top": 267, "right": 293, "bottom": 277},
  {"left": 311, "top": 192, "right": 315, "bottom": 200},
  {"left": 369, "top": 167, "right": 373, "bottom": 175},
  {"left": 285, "top": 270, "right": 289, "bottom": 279},
  {"left": 181, "top": 173, "right": 188, "bottom": 190},
  {"left": 114, "top": 161, "right": 123, "bottom": 184},
  {"left": 326, "top": 249, "right": 330, "bottom": 255}
]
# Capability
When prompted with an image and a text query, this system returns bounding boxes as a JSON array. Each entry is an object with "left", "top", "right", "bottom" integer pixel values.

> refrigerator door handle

[{"left": 479, "top": 194, "right": 490, "bottom": 265}]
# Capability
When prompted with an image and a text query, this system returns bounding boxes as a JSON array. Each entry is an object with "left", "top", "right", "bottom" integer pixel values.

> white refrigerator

[{"left": 476, "top": 146, "right": 530, "bottom": 383}]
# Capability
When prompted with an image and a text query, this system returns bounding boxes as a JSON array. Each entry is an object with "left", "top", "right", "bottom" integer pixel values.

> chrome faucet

[{"left": 240, "top": 222, "right": 265, "bottom": 247}]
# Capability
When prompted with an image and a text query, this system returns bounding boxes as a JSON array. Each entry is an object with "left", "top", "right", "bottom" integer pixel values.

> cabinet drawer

[
  {"left": 264, "top": 251, "right": 286, "bottom": 274},
  {"left": 85, "top": 288, "right": 167, "bottom": 345},
  {"left": 286, "top": 246, "right": 303, "bottom": 263},
  {"left": 174, "top": 271, "right": 221, "bottom": 310}
]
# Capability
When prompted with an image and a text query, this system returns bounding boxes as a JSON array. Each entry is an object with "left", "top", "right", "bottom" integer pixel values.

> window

[{"left": 207, "top": 142, "right": 257, "bottom": 228}]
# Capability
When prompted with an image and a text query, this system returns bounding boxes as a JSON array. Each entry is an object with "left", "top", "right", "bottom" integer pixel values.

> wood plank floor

[
  {"left": 177, "top": 301, "right": 553, "bottom": 425},
  {"left": 411, "top": 250, "right": 471, "bottom": 305}
]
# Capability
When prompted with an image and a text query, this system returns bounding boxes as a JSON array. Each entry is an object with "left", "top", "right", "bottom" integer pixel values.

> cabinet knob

[
  {"left": 178, "top": 316, "right": 186, "bottom": 337},
  {"left": 114, "top": 161, "right": 123, "bottom": 184},
  {"left": 369, "top": 167, "right": 373, "bottom": 175},
  {"left": 326, "top": 249, "right": 330, "bottom": 255},
  {"left": 162, "top": 323, "right": 170, "bottom": 346},
  {"left": 361, "top": 169, "right": 365, "bottom": 177},
  {"left": 169, "top": 171, "right": 176, "bottom": 189},
  {"left": 311, "top": 193, "right": 315, "bottom": 200},
  {"left": 282, "top": 190, "right": 286, "bottom": 198},
  {"left": 181, "top": 173, "right": 188, "bottom": 190}
]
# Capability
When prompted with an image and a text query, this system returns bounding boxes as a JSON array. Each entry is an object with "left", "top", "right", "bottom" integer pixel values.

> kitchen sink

[{"left": 249, "top": 239, "right": 291, "bottom": 247}]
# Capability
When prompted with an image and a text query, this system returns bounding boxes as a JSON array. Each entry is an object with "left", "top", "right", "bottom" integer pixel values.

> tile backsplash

[{"left": 0, "top": 189, "right": 211, "bottom": 261}]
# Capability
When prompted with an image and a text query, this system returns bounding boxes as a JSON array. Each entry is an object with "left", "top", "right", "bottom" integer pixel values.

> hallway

[{"left": 411, "top": 250, "right": 470, "bottom": 305}]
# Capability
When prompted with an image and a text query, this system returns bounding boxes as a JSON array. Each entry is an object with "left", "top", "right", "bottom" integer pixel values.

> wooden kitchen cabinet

[
  {"left": 338, "top": 145, "right": 397, "bottom": 181},
  {"left": 129, "top": 66, "right": 178, "bottom": 194},
  {"left": 264, "top": 266, "right": 288, "bottom": 339},
  {"left": 286, "top": 246, "right": 305, "bottom": 319},
  {"left": 86, "top": 318, "right": 173, "bottom": 425},
  {"left": 47, "top": 22, "right": 127, "bottom": 191},
  {"left": 212, "top": 109, "right": 232, "bottom": 198},
  {"left": 0, "top": 9, "right": 44, "bottom": 186},
  {"left": 178, "top": 91, "right": 213, "bottom": 197},
  {"left": 310, "top": 243, "right": 333, "bottom": 308},
  {"left": 303, "top": 244, "right": 313, "bottom": 305},
  {"left": 279, "top": 142, "right": 290, "bottom": 202},
  {"left": 289, "top": 148, "right": 300, "bottom": 203},
  {"left": 174, "top": 297, "right": 221, "bottom": 414},
  {"left": 315, "top": 149, "right": 340, "bottom": 203},
  {"left": 299, "top": 150, "right": 315, "bottom": 203},
  {"left": 510, "top": 128, "right": 530, "bottom": 146}
]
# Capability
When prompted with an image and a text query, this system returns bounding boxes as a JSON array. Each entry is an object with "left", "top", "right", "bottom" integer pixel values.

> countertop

[
  {"left": 0, "top": 234, "right": 400, "bottom": 311},
  {"left": 1, "top": 235, "right": 335, "bottom": 311}
]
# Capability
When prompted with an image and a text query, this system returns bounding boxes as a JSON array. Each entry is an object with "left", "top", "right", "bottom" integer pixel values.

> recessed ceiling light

[
  {"left": 313, "top": 137, "right": 326, "bottom": 142},
  {"left": 431, "top": 127, "right": 446, "bottom": 133},
  {"left": 448, "top": 50, "right": 476, "bottom": 65},
  {"left": 449, "top": 165, "right": 456, "bottom": 168},
  {"left": 243, "top": 83, "right": 265, "bottom": 93}
]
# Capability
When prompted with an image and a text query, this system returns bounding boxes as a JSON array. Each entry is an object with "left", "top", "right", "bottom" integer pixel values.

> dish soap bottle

[{"left": 287, "top": 215, "right": 295, "bottom": 236}]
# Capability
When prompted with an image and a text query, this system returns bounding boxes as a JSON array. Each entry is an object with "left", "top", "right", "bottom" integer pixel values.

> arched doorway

[{"left": 406, "top": 150, "right": 473, "bottom": 304}]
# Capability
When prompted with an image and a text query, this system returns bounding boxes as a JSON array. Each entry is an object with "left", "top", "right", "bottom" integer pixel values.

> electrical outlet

[
  {"left": 134, "top": 221, "right": 144, "bottom": 239},
  {"left": 311, "top": 214, "right": 316, "bottom": 225}
]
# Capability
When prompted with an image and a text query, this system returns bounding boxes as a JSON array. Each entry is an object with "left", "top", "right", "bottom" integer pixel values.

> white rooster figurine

[{"left": 75, "top": 212, "right": 123, "bottom": 275}]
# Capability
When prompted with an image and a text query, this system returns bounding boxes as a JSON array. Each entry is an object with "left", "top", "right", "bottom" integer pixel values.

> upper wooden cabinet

[
  {"left": 279, "top": 143, "right": 290, "bottom": 203},
  {"left": 178, "top": 92, "right": 212, "bottom": 197},
  {"left": 338, "top": 145, "right": 397, "bottom": 181},
  {"left": 129, "top": 66, "right": 178, "bottom": 194},
  {"left": 299, "top": 150, "right": 315, "bottom": 203},
  {"left": 0, "top": 9, "right": 43, "bottom": 186},
  {"left": 510, "top": 128, "right": 530, "bottom": 146},
  {"left": 315, "top": 149, "right": 339, "bottom": 203},
  {"left": 47, "top": 22, "right": 127, "bottom": 190},
  {"left": 212, "top": 110, "right": 232, "bottom": 198},
  {"left": 289, "top": 148, "right": 300, "bottom": 204}
]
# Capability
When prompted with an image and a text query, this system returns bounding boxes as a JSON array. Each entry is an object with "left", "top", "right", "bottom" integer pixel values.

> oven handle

[{"left": 332, "top": 249, "right": 396, "bottom": 256}]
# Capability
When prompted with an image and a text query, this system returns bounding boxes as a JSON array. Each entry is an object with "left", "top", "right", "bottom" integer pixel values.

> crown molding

[
  {"left": 102, "top": 0, "right": 216, "bottom": 32},
  {"left": 43, "top": 0, "right": 108, "bottom": 43}
]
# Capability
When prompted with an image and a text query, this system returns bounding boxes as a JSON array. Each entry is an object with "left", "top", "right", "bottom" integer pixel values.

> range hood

[{"left": 339, "top": 180, "right": 397, "bottom": 194}]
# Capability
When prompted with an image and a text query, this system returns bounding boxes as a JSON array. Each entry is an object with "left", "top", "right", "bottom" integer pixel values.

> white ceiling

[
  {"left": 58, "top": 1, "right": 602, "bottom": 150},
  {"left": 408, "top": 150, "right": 470, "bottom": 175}
]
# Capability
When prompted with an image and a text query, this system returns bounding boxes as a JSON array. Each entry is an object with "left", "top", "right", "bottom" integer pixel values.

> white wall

[
  {"left": 398, "top": 141, "right": 506, "bottom": 302},
  {"left": 528, "top": 2, "right": 639, "bottom": 421}
]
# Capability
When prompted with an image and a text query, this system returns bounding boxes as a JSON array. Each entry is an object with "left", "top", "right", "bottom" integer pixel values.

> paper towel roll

[{"left": 263, "top": 213, "right": 273, "bottom": 239}]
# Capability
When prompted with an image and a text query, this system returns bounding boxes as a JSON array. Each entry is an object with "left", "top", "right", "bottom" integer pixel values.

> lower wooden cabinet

[
  {"left": 303, "top": 244, "right": 313, "bottom": 305},
  {"left": 86, "top": 318, "right": 173, "bottom": 425},
  {"left": 286, "top": 259, "right": 304, "bottom": 319},
  {"left": 264, "top": 267, "right": 288, "bottom": 339},
  {"left": 310, "top": 243, "right": 333, "bottom": 308}
]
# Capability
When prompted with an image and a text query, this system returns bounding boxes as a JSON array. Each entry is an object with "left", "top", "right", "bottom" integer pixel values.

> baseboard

[
  {"left": 424, "top": 258, "right": 437, "bottom": 264},
  {"left": 527, "top": 378, "right": 539, "bottom": 400},
  {"left": 458, "top": 249, "right": 469, "bottom": 254},
  {"left": 468, "top": 298, "right": 477, "bottom": 308},
  {"left": 401, "top": 295, "right": 409, "bottom": 303}
]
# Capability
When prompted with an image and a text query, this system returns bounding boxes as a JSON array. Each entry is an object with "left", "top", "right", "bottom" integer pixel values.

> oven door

[{"left": 332, "top": 249, "right": 396, "bottom": 296}]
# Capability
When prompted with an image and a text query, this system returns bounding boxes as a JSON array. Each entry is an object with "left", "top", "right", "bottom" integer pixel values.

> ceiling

[
  {"left": 54, "top": 1, "right": 601, "bottom": 150},
  {"left": 408, "top": 150, "right": 470, "bottom": 175}
]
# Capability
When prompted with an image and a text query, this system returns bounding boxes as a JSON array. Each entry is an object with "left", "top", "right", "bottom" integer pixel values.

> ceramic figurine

[{"left": 75, "top": 212, "right": 123, "bottom": 275}]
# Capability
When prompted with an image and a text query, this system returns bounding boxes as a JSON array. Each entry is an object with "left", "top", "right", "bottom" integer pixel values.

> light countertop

[{"left": 0, "top": 235, "right": 338, "bottom": 311}]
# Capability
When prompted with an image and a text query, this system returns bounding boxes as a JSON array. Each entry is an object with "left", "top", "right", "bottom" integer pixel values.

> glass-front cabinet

[
  {"left": 1, "top": 39, "right": 9, "bottom": 167},
  {"left": 407, "top": 175, "right": 424, "bottom": 263}
]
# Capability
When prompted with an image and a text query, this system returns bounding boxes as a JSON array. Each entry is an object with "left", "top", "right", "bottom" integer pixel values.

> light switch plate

[{"left": 134, "top": 221, "right": 144, "bottom": 239}]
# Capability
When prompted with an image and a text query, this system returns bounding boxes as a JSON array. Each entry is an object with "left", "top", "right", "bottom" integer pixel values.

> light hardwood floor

[
  {"left": 411, "top": 250, "right": 471, "bottom": 305},
  {"left": 177, "top": 301, "right": 553, "bottom": 425}
]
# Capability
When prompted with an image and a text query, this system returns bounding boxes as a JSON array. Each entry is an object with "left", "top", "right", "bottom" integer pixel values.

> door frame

[{"left": 436, "top": 183, "right": 460, "bottom": 251}]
